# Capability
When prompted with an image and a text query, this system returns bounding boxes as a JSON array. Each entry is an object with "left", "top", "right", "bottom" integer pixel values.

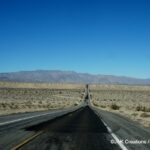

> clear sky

[{"left": 0, "top": 0, "right": 150, "bottom": 78}]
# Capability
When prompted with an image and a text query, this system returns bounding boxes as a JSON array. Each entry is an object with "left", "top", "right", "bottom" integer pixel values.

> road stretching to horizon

[{"left": 0, "top": 86, "right": 150, "bottom": 150}]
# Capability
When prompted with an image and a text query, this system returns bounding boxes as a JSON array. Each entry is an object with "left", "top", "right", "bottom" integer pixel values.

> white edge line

[
  {"left": 101, "top": 118, "right": 128, "bottom": 150},
  {"left": 92, "top": 108, "right": 128, "bottom": 150},
  {"left": 0, "top": 107, "right": 78, "bottom": 126}
]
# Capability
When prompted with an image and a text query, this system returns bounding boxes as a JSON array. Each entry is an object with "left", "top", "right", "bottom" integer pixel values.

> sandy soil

[{"left": 0, "top": 82, "right": 84, "bottom": 116}]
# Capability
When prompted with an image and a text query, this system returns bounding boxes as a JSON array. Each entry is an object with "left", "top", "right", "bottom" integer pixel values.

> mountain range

[{"left": 0, "top": 70, "right": 150, "bottom": 85}]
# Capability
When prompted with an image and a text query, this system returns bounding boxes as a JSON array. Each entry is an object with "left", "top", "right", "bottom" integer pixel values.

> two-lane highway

[
  {"left": 13, "top": 106, "right": 121, "bottom": 150},
  {"left": 0, "top": 104, "right": 122, "bottom": 150}
]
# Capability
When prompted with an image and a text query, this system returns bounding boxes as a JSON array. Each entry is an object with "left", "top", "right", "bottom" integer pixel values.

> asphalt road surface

[
  {"left": 19, "top": 106, "right": 120, "bottom": 150},
  {"left": 0, "top": 104, "right": 150, "bottom": 150}
]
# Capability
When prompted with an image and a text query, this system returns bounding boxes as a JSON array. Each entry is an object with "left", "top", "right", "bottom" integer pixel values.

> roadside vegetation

[
  {"left": 0, "top": 82, "right": 84, "bottom": 116},
  {"left": 91, "top": 84, "right": 150, "bottom": 127}
]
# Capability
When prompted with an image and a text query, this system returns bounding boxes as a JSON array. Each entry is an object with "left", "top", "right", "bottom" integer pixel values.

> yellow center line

[{"left": 11, "top": 131, "right": 43, "bottom": 150}]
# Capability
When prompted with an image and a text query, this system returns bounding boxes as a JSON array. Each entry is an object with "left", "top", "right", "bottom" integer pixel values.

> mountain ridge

[{"left": 0, "top": 70, "right": 150, "bottom": 85}]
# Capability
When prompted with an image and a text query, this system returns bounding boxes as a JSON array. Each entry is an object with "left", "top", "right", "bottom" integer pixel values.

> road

[
  {"left": 0, "top": 89, "right": 150, "bottom": 150},
  {"left": 0, "top": 105, "right": 121, "bottom": 150},
  {"left": 17, "top": 106, "right": 120, "bottom": 150}
]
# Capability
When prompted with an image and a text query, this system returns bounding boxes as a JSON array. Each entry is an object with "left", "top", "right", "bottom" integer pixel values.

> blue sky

[{"left": 0, "top": 0, "right": 150, "bottom": 78}]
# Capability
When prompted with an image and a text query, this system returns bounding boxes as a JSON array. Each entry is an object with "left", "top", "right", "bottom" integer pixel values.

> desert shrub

[
  {"left": 110, "top": 103, "right": 120, "bottom": 110},
  {"left": 100, "top": 105, "right": 106, "bottom": 108},
  {"left": 136, "top": 105, "right": 150, "bottom": 112},
  {"left": 136, "top": 105, "right": 142, "bottom": 111},
  {"left": 9, "top": 103, "right": 18, "bottom": 109},
  {"left": 93, "top": 101, "right": 99, "bottom": 107},
  {"left": 140, "top": 113, "right": 150, "bottom": 118},
  {"left": 0, "top": 103, "right": 7, "bottom": 109},
  {"left": 131, "top": 113, "right": 138, "bottom": 117},
  {"left": 59, "top": 91, "right": 62, "bottom": 94},
  {"left": 74, "top": 103, "right": 78, "bottom": 106}
]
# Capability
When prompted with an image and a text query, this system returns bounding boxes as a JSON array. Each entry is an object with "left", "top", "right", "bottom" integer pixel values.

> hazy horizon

[{"left": 0, "top": 69, "right": 149, "bottom": 80}]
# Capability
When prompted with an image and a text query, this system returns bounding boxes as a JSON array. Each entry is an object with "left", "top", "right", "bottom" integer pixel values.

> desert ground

[
  {"left": 0, "top": 82, "right": 85, "bottom": 115},
  {"left": 90, "top": 84, "right": 150, "bottom": 127}
]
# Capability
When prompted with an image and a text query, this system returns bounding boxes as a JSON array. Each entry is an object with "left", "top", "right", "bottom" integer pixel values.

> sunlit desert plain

[{"left": 0, "top": 82, "right": 84, "bottom": 115}]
